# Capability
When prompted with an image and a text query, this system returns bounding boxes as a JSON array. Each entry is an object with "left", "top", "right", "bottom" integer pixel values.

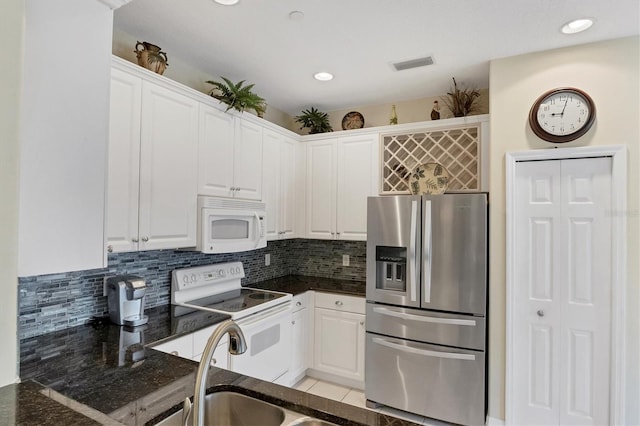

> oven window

[{"left": 211, "top": 219, "right": 249, "bottom": 239}]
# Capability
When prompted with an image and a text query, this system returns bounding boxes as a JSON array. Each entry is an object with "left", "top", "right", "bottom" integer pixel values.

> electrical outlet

[
  {"left": 265, "top": 253, "right": 271, "bottom": 266},
  {"left": 342, "top": 254, "right": 350, "bottom": 266}
]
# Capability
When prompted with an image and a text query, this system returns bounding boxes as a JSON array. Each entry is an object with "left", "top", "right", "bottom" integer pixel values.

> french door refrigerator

[{"left": 365, "top": 193, "right": 488, "bottom": 426}]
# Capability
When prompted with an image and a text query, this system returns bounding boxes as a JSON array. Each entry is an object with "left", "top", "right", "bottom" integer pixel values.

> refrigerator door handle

[
  {"left": 372, "top": 337, "right": 476, "bottom": 361},
  {"left": 372, "top": 307, "right": 477, "bottom": 326},
  {"left": 409, "top": 200, "right": 418, "bottom": 302},
  {"left": 423, "top": 199, "right": 432, "bottom": 304}
]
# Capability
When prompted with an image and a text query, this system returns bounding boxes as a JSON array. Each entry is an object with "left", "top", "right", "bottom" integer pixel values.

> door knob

[
  {"left": 335, "top": 301, "right": 343, "bottom": 306},
  {"left": 107, "top": 245, "right": 113, "bottom": 253},
  {"left": 142, "top": 236, "right": 149, "bottom": 242},
  {"left": 132, "top": 237, "right": 139, "bottom": 243},
  {"left": 537, "top": 310, "right": 545, "bottom": 317}
]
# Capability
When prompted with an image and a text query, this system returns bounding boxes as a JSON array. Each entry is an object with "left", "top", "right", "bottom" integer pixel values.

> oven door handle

[
  {"left": 236, "top": 302, "right": 291, "bottom": 327},
  {"left": 372, "top": 337, "right": 476, "bottom": 361},
  {"left": 372, "top": 307, "right": 477, "bottom": 326}
]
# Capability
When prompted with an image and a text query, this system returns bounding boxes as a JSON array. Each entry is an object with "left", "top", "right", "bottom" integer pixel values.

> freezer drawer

[
  {"left": 366, "top": 303, "right": 485, "bottom": 351},
  {"left": 365, "top": 333, "right": 485, "bottom": 426}
]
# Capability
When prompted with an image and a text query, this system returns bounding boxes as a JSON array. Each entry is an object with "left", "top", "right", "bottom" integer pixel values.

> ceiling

[{"left": 114, "top": 0, "right": 640, "bottom": 115}]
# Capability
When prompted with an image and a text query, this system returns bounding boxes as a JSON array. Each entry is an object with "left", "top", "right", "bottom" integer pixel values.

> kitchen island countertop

[{"left": 12, "top": 275, "right": 418, "bottom": 426}]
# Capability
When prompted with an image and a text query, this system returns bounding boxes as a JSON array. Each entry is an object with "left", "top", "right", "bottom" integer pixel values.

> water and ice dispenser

[{"left": 375, "top": 246, "right": 406, "bottom": 292}]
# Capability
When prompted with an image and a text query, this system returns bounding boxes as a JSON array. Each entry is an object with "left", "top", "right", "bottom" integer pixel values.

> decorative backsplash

[{"left": 18, "top": 239, "right": 365, "bottom": 340}]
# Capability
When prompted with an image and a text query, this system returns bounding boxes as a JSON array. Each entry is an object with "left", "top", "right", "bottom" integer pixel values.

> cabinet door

[
  {"left": 336, "top": 134, "right": 379, "bottom": 240},
  {"left": 138, "top": 81, "right": 198, "bottom": 250},
  {"left": 314, "top": 307, "right": 365, "bottom": 382},
  {"left": 262, "top": 129, "right": 281, "bottom": 240},
  {"left": 234, "top": 118, "right": 263, "bottom": 200},
  {"left": 306, "top": 140, "right": 337, "bottom": 239},
  {"left": 290, "top": 307, "right": 309, "bottom": 381},
  {"left": 280, "top": 137, "right": 298, "bottom": 238},
  {"left": 198, "top": 104, "right": 235, "bottom": 197},
  {"left": 106, "top": 68, "right": 142, "bottom": 253}
]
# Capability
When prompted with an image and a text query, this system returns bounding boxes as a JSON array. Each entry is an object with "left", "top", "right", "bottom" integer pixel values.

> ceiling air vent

[{"left": 392, "top": 56, "right": 434, "bottom": 71}]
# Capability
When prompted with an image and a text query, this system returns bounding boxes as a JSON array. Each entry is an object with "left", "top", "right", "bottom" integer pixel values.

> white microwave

[{"left": 196, "top": 196, "right": 267, "bottom": 254}]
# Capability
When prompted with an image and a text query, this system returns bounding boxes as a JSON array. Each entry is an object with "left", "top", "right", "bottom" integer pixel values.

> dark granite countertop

[
  {"left": 249, "top": 274, "right": 366, "bottom": 297},
  {"left": 12, "top": 278, "right": 418, "bottom": 426}
]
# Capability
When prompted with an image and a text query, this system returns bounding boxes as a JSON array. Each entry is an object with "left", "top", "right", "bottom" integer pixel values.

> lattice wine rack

[{"left": 381, "top": 125, "right": 480, "bottom": 193}]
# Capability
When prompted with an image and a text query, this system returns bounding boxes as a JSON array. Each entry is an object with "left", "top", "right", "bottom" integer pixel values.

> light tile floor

[{"left": 292, "top": 376, "right": 453, "bottom": 426}]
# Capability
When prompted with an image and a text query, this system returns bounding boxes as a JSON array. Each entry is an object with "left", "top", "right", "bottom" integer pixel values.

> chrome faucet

[{"left": 183, "top": 319, "right": 247, "bottom": 426}]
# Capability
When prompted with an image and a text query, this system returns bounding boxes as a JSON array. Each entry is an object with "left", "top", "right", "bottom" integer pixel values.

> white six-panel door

[{"left": 512, "top": 157, "right": 612, "bottom": 425}]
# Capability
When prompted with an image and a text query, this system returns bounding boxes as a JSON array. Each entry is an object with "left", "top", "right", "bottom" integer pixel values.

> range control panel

[{"left": 172, "top": 262, "right": 245, "bottom": 291}]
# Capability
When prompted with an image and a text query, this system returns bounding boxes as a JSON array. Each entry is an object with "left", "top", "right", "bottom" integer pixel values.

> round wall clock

[
  {"left": 528, "top": 87, "right": 596, "bottom": 143},
  {"left": 341, "top": 111, "right": 365, "bottom": 130}
]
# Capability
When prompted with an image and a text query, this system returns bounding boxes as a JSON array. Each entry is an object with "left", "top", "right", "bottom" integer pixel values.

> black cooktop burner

[
  {"left": 186, "top": 288, "right": 286, "bottom": 313},
  {"left": 222, "top": 302, "right": 248, "bottom": 311}
]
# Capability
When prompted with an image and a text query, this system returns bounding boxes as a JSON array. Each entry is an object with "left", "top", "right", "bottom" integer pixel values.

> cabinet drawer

[
  {"left": 151, "top": 334, "right": 193, "bottom": 359},
  {"left": 292, "top": 291, "right": 311, "bottom": 312},
  {"left": 315, "top": 292, "right": 365, "bottom": 314}
]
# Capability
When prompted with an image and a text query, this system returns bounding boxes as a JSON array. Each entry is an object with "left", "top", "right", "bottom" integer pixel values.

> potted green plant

[
  {"left": 206, "top": 77, "right": 267, "bottom": 117},
  {"left": 294, "top": 107, "right": 333, "bottom": 134},
  {"left": 441, "top": 77, "right": 480, "bottom": 117}
]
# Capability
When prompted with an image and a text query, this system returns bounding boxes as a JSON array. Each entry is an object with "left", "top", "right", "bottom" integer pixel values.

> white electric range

[{"left": 171, "top": 262, "right": 292, "bottom": 383}]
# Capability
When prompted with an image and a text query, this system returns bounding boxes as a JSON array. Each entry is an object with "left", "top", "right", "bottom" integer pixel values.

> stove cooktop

[{"left": 185, "top": 288, "right": 285, "bottom": 313}]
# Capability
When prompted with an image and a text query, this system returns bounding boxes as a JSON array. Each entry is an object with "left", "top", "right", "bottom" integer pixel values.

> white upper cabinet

[
  {"left": 106, "top": 70, "right": 198, "bottom": 253},
  {"left": 262, "top": 129, "right": 298, "bottom": 240},
  {"left": 336, "top": 134, "right": 379, "bottom": 240},
  {"left": 138, "top": 80, "right": 199, "bottom": 250},
  {"left": 198, "top": 106, "right": 263, "bottom": 200},
  {"left": 197, "top": 104, "right": 235, "bottom": 197},
  {"left": 305, "top": 134, "right": 378, "bottom": 241},
  {"left": 233, "top": 119, "right": 264, "bottom": 200},
  {"left": 106, "top": 68, "right": 142, "bottom": 253},
  {"left": 306, "top": 139, "right": 337, "bottom": 239}
]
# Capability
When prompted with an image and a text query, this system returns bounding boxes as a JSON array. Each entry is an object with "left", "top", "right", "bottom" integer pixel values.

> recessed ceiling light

[
  {"left": 214, "top": 0, "right": 239, "bottom": 5},
  {"left": 561, "top": 18, "right": 594, "bottom": 34},
  {"left": 289, "top": 11, "right": 305, "bottom": 21},
  {"left": 314, "top": 72, "right": 334, "bottom": 81}
]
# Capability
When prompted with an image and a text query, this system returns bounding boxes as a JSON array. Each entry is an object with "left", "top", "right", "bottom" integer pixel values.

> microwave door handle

[
  {"left": 253, "top": 212, "right": 261, "bottom": 248},
  {"left": 423, "top": 199, "right": 432, "bottom": 304},
  {"left": 372, "top": 337, "right": 476, "bottom": 361},
  {"left": 409, "top": 200, "right": 418, "bottom": 302}
]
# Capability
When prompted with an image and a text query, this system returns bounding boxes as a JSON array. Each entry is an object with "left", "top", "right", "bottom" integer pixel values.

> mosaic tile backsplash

[{"left": 18, "top": 239, "right": 365, "bottom": 340}]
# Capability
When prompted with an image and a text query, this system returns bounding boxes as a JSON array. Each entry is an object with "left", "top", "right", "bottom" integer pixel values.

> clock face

[{"left": 529, "top": 88, "right": 596, "bottom": 143}]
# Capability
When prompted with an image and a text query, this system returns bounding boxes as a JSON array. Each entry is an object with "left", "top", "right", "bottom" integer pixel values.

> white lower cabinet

[
  {"left": 311, "top": 293, "right": 366, "bottom": 389},
  {"left": 287, "top": 292, "right": 312, "bottom": 385},
  {"left": 151, "top": 325, "right": 229, "bottom": 369}
]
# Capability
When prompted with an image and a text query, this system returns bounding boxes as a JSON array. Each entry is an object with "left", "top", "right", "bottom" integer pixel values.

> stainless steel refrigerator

[{"left": 365, "top": 193, "right": 488, "bottom": 426}]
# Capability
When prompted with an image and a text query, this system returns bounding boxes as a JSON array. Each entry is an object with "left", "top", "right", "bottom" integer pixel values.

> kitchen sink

[
  {"left": 156, "top": 391, "right": 285, "bottom": 426},
  {"left": 155, "top": 391, "right": 338, "bottom": 426},
  {"left": 287, "top": 418, "right": 337, "bottom": 426}
]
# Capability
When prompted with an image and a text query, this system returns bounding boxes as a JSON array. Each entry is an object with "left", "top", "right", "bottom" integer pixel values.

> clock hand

[{"left": 560, "top": 97, "right": 569, "bottom": 116}]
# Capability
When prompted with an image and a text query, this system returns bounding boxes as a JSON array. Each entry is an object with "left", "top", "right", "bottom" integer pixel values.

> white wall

[
  {"left": 0, "top": 0, "right": 24, "bottom": 385},
  {"left": 488, "top": 36, "right": 640, "bottom": 423},
  {"left": 18, "top": 0, "right": 113, "bottom": 276}
]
